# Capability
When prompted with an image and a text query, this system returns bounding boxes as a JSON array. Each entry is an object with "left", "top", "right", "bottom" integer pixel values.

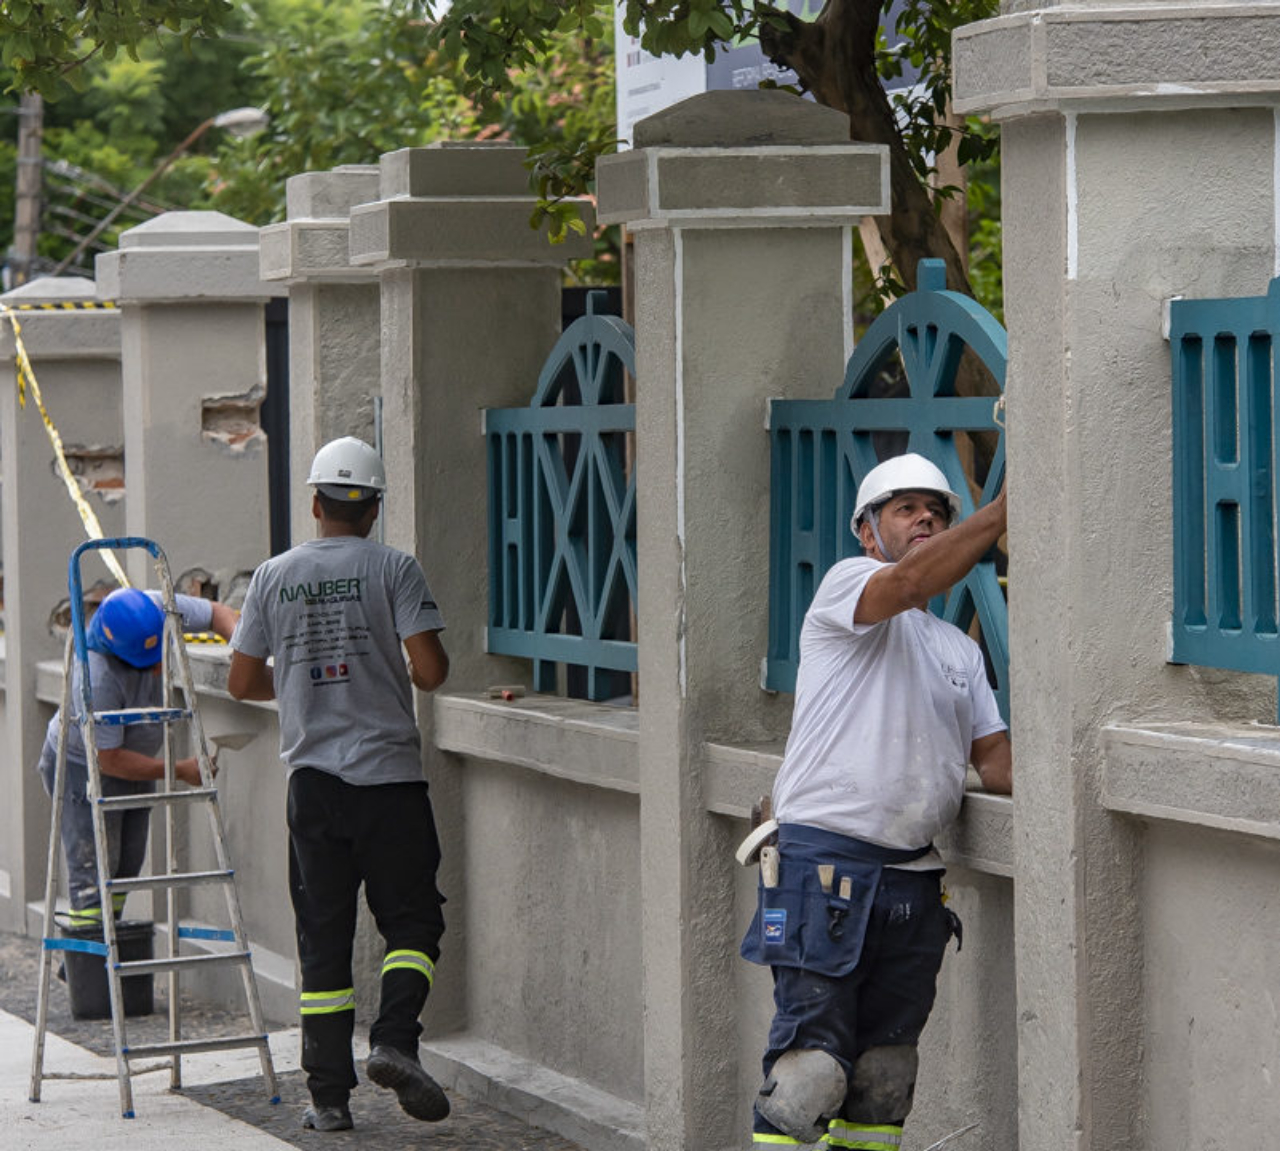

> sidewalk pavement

[{"left": 1, "top": 929, "right": 585, "bottom": 1151}]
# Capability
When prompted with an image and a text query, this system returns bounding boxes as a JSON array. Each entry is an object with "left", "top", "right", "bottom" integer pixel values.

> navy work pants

[{"left": 286, "top": 768, "right": 446, "bottom": 1108}]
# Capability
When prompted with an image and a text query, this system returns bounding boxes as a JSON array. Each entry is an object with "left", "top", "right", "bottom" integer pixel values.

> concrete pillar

[
  {"left": 260, "top": 165, "right": 382, "bottom": 544},
  {"left": 0, "top": 277, "right": 124, "bottom": 931},
  {"left": 954, "top": 6, "right": 1280, "bottom": 1149},
  {"left": 349, "top": 143, "right": 593, "bottom": 1034},
  {"left": 96, "top": 211, "right": 284, "bottom": 585},
  {"left": 596, "top": 90, "right": 890, "bottom": 1150}
]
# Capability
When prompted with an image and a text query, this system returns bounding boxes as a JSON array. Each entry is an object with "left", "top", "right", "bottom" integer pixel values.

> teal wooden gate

[
  {"left": 767, "top": 259, "right": 1010, "bottom": 717},
  {"left": 485, "top": 292, "right": 637, "bottom": 700},
  {"left": 1170, "top": 280, "right": 1280, "bottom": 720}
]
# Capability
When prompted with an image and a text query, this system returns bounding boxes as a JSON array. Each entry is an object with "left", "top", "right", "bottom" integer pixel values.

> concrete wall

[
  {"left": 0, "top": 279, "right": 124, "bottom": 933},
  {"left": 957, "top": 3, "right": 1280, "bottom": 1149}
]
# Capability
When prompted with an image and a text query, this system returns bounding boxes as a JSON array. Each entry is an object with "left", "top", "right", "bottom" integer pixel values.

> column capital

[
  {"left": 96, "top": 210, "right": 285, "bottom": 303},
  {"left": 260, "top": 165, "right": 380, "bottom": 284},
  {"left": 349, "top": 143, "right": 593, "bottom": 269},
  {"left": 955, "top": 3, "right": 1280, "bottom": 119},
  {"left": 596, "top": 90, "right": 889, "bottom": 231}
]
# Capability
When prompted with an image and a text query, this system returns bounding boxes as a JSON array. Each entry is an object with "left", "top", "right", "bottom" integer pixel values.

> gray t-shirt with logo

[{"left": 231, "top": 536, "right": 445, "bottom": 786}]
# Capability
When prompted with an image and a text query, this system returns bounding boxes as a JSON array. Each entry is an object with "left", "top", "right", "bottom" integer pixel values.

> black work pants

[{"left": 286, "top": 768, "right": 446, "bottom": 1107}]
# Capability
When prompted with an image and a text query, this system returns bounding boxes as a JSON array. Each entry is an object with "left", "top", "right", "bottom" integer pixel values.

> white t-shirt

[{"left": 771, "top": 556, "right": 1006, "bottom": 851}]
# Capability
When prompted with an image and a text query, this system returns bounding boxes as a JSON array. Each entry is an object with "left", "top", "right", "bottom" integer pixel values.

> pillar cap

[
  {"left": 955, "top": 4, "right": 1280, "bottom": 119},
  {"left": 260, "top": 167, "right": 384, "bottom": 283},
  {"left": 349, "top": 145, "right": 592, "bottom": 269},
  {"left": 96, "top": 211, "right": 286, "bottom": 302},
  {"left": 597, "top": 90, "right": 888, "bottom": 231}
]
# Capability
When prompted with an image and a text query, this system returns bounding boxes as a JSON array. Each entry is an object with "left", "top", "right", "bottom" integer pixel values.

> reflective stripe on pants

[
  {"left": 299, "top": 988, "right": 355, "bottom": 1016},
  {"left": 382, "top": 949, "right": 435, "bottom": 984},
  {"left": 826, "top": 1120, "right": 903, "bottom": 1150}
]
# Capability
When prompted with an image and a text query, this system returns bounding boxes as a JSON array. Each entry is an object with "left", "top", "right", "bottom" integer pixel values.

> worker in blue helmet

[{"left": 36, "top": 586, "right": 239, "bottom": 930}]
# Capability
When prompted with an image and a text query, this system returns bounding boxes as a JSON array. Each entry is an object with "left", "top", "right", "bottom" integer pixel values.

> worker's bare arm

[
  {"left": 970, "top": 730, "right": 1012, "bottom": 795},
  {"left": 227, "top": 651, "right": 276, "bottom": 701},
  {"left": 98, "top": 747, "right": 208, "bottom": 786},
  {"left": 208, "top": 601, "right": 240, "bottom": 640},
  {"left": 403, "top": 629, "right": 449, "bottom": 692},
  {"left": 855, "top": 489, "right": 1007, "bottom": 624}
]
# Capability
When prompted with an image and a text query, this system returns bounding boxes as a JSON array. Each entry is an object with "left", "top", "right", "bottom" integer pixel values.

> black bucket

[{"left": 61, "top": 920, "right": 156, "bottom": 1020}]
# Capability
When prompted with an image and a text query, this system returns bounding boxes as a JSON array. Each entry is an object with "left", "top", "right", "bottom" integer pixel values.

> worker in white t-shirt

[{"left": 742, "top": 452, "right": 1011, "bottom": 1150}]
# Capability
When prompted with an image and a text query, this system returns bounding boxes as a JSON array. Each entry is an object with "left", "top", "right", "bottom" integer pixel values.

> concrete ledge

[
  {"left": 597, "top": 145, "right": 890, "bottom": 230},
  {"left": 0, "top": 309, "right": 119, "bottom": 359},
  {"left": 421, "top": 1033, "right": 644, "bottom": 1151},
  {"left": 703, "top": 740, "right": 1014, "bottom": 876},
  {"left": 259, "top": 220, "right": 372, "bottom": 283},
  {"left": 955, "top": 5, "right": 1280, "bottom": 117},
  {"left": 1102, "top": 721, "right": 1280, "bottom": 841},
  {"left": 349, "top": 199, "right": 593, "bottom": 268},
  {"left": 433, "top": 692, "right": 639, "bottom": 792}
]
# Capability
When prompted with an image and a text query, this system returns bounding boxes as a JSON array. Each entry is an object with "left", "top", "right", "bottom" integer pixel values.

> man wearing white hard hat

[
  {"left": 228, "top": 437, "right": 451, "bottom": 1133},
  {"left": 742, "top": 452, "right": 1010, "bottom": 1150}
]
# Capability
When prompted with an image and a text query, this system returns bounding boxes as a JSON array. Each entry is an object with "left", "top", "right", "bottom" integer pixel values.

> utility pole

[{"left": 11, "top": 92, "right": 44, "bottom": 287}]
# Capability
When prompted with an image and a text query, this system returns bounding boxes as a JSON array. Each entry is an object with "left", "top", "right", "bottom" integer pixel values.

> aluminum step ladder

[{"left": 29, "top": 537, "right": 279, "bottom": 1118}]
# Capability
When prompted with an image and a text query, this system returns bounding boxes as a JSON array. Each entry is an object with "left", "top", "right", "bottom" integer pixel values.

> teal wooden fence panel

[
  {"left": 486, "top": 292, "right": 637, "bottom": 700},
  {"left": 767, "top": 259, "right": 1009, "bottom": 718},
  {"left": 1169, "top": 280, "right": 1279, "bottom": 719}
]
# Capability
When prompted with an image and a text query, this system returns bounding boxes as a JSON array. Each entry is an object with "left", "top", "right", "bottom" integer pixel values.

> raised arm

[
  {"left": 856, "top": 489, "right": 1007, "bottom": 624},
  {"left": 208, "top": 601, "right": 240, "bottom": 640}
]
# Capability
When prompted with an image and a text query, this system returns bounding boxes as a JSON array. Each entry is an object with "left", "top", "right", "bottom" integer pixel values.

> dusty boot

[
  {"left": 302, "top": 1101, "right": 354, "bottom": 1131},
  {"left": 365, "top": 1045, "right": 450, "bottom": 1122}
]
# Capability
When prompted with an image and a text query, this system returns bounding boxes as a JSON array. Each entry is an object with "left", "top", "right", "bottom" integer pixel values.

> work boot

[
  {"left": 302, "top": 1102, "right": 354, "bottom": 1131},
  {"left": 365, "top": 1044, "right": 450, "bottom": 1122}
]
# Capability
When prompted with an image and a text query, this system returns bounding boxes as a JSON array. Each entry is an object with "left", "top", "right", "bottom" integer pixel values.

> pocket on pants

[{"left": 741, "top": 856, "right": 881, "bottom": 978}]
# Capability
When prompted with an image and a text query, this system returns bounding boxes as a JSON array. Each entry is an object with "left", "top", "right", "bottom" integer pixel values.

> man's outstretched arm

[{"left": 857, "top": 489, "right": 1007, "bottom": 623}]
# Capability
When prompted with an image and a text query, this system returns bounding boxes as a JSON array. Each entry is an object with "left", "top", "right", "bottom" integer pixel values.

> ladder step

[
  {"left": 87, "top": 707, "right": 192, "bottom": 727},
  {"left": 124, "top": 1034, "right": 270, "bottom": 1060},
  {"left": 98, "top": 787, "right": 218, "bottom": 811},
  {"left": 109, "top": 869, "right": 233, "bottom": 893},
  {"left": 117, "top": 951, "right": 250, "bottom": 977}
]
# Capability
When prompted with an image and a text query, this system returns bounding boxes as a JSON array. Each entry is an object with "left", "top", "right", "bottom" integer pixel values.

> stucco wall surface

[
  {"left": 459, "top": 759, "right": 643, "bottom": 1103},
  {"left": 1140, "top": 823, "right": 1280, "bottom": 1147}
]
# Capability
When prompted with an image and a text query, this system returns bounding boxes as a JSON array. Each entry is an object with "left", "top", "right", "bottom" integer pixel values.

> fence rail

[
  {"left": 766, "top": 259, "right": 1009, "bottom": 718},
  {"left": 485, "top": 292, "right": 637, "bottom": 701},
  {"left": 1170, "top": 281, "right": 1280, "bottom": 719}
]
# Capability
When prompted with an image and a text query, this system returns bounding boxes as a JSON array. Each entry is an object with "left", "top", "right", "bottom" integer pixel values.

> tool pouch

[
  {"left": 740, "top": 824, "right": 933, "bottom": 979},
  {"left": 740, "top": 855, "right": 880, "bottom": 977}
]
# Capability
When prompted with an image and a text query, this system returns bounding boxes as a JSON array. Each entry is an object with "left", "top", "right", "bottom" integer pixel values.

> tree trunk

[
  {"left": 760, "top": 0, "right": 971, "bottom": 295},
  {"left": 759, "top": 0, "right": 1000, "bottom": 419}
]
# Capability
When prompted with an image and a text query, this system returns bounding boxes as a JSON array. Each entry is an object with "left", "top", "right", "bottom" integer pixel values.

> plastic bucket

[{"left": 61, "top": 920, "right": 156, "bottom": 1020}]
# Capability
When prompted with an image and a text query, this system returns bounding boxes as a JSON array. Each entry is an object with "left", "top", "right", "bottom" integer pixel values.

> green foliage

[
  {"left": 0, "top": 0, "right": 235, "bottom": 98},
  {"left": 877, "top": 0, "right": 999, "bottom": 187}
]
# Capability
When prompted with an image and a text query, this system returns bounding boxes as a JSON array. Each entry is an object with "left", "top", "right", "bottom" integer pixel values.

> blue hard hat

[{"left": 87, "top": 588, "right": 166, "bottom": 668}]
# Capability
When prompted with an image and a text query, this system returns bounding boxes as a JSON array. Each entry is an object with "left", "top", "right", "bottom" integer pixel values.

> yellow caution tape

[
  {"left": 182, "top": 632, "right": 227, "bottom": 645},
  {"left": 7, "top": 300, "right": 117, "bottom": 311},
  {"left": 0, "top": 305, "right": 129, "bottom": 588}
]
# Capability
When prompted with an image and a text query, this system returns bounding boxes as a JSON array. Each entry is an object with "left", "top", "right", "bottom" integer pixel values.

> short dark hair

[{"left": 316, "top": 490, "right": 379, "bottom": 524}]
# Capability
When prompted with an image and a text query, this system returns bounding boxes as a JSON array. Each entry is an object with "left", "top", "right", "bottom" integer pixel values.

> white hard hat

[
  {"left": 853, "top": 452, "right": 962, "bottom": 527},
  {"left": 308, "top": 436, "right": 386, "bottom": 501}
]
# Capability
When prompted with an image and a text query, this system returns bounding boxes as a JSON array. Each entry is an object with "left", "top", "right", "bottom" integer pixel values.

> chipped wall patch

[
  {"left": 202, "top": 386, "right": 267, "bottom": 452},
  {"left": 60, "top": 445, "right": 125, "bottom": 504}
]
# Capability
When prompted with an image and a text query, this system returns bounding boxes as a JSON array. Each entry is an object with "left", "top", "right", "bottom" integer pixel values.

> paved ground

[{"left": 0, "top": 928, "right": 585, "bottom": 1151}]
